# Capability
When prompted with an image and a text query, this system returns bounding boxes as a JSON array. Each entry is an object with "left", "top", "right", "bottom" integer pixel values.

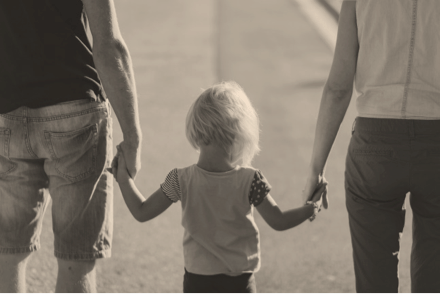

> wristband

[{"left": 305, "top": 201, "right": 321, "bottom": 222}]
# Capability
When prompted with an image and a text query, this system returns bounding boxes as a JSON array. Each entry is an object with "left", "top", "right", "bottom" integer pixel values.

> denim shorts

[{"left": 0, "top": 99, "right": 113, "bottom": 260}]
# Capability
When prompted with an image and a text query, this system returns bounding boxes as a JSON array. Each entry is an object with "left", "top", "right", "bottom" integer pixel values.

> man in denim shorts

[{"left": 0, "top": 0, "right": 142, "bottom": 292}]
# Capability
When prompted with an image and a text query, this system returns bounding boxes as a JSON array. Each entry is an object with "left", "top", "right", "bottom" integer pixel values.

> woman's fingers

[
  {"left": 319, "top": 176, "right": 329, "bottom": 209},
  {"left": 311, "top": 183, "right": 327, "bottom": 201},
  {"left": 322, "top": 188, "right": 329, "bottom": 209},
  {"left": 303, "top": 178, "right": 318, "bottom": 203}
]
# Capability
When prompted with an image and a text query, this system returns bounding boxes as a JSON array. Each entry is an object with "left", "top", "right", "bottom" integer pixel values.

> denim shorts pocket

[
  {"left": 45, "top": 124, "right": 98, "bottom": 183},
  {"left": 0, "top": 128, "right": 16, "bottom": 176}
]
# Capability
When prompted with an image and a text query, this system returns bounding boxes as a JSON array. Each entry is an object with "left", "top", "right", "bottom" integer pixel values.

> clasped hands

[
  {"left": 303, "top": 173, "right": 329, "bottom": 214},
  {"left": 108, "top": 141, "right": 141, "bottom": 182}
]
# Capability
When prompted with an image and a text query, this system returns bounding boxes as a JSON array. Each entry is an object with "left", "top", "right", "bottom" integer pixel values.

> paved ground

[
  {"left": 326, "top": 0, "right": 343, "bottom": 12},
  {"left": 25, "top": 0, "right": 414, "bottom": 292},
  {"left": 325, "top": 0, "right": 343, "bottom": 13}
]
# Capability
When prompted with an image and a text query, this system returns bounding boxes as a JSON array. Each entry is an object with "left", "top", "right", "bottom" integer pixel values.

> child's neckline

[{"left": 194, "top": 164, "right": 240, "bottom": 174}]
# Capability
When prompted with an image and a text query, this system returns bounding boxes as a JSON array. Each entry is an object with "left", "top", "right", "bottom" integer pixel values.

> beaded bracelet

[{"left": 305, "top": 201, "right": 321, "bottom": 222}]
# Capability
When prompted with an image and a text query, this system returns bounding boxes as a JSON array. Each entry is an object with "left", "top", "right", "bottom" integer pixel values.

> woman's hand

[
  {"left": 302, "top": 173, "right": 329, "bottom": 209},
  {"left": 310, "top": 181, "right": 328, "bottom": 209},
  {"left": 302, "top": 0, "right": 357, "bottom": 210}
]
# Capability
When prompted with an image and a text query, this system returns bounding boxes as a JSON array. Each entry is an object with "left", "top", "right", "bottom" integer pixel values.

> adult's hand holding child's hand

[
  {"left": 109, "top": 147, "right": 120, "bottom": 176},
  {"left": 116, "top": 145, "right": 131, "bottom": 183},
  {"left": 107, "top": 147, "right": 120, "bottom": 178},
  {"left": 119, "top": 139, "right": 141, "bottom": 179},
  {"left": 302, "top": 173, "right": 329, "bottom": 209},
  {"left": 310, "top": 181, "right": 328, "bottom": 210}
]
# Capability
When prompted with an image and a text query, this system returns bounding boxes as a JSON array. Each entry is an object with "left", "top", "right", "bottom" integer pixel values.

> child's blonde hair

[{"left": 186, "top": 81, "right": 260, "bottom": 166}]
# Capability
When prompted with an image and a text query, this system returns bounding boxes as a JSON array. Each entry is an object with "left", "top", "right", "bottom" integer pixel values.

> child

[{"left": 112, "top": 81, "right": 327, "bottom": 293}]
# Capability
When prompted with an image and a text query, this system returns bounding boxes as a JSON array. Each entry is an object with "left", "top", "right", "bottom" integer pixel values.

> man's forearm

[
  {"left": 93, "top": 39, "right": 142, "bottom": 144},
  {"left": 309, "top": 88, "right": 352, "bottom": 175}
]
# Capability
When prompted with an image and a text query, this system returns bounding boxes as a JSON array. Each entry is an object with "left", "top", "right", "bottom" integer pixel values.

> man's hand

[
  {"left": 114, "top": 144, "right": 131, "bottom": 183},
  {"left": 108, "top": 140, "right": 140, "bottom": 179},
  {"left": 302, "top": 173, "right": 329, "bottom": 209},
  {"left": 109, "top": 151, "right": 120, "bottom": 179},
  {"left": 119, "top": 139, "right": 141, "bottom": 179}
]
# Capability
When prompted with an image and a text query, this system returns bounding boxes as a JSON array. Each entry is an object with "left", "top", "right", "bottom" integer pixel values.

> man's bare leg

[
  {"left": 55, "top": 259, "right": 96, "bottom": 293},
  {"left": 0, "top": 252, "right": 32, "bottom": 293}
]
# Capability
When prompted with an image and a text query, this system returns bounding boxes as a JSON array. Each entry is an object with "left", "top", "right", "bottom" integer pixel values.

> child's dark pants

[{"left": 183, "top": 269, "right": 256, "bottom": 293}]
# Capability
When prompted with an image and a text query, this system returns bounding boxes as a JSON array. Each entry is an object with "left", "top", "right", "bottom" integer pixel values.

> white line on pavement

[{"left": 294, "top": 0, "right": 338, "bottom": 52}]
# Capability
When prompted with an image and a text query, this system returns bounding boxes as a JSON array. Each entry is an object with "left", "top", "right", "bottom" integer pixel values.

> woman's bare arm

[{"left": 303, "top": 1, "right": 359, "bottom": 207}]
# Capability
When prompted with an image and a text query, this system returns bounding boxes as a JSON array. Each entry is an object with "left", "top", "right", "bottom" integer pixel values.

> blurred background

[{"left": 27, "top": 0, "right": 414, "bottom": 292}]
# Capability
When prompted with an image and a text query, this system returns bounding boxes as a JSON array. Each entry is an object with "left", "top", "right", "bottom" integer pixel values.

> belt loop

[{"left": 352, "top": 117, "right": 357, "bottom": 135}]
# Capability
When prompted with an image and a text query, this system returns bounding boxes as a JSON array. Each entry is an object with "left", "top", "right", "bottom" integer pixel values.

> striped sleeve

[{"left": 160, "top": 168, "right": 182, "bottom": 203}]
